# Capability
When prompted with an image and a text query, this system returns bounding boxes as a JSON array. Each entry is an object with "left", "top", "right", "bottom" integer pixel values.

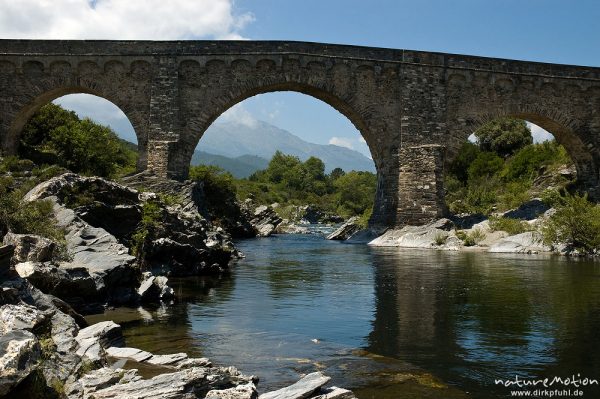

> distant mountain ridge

[
  {"left": 194, "top": 120, "right": 375, "bottom": 174},
  {"left": 190, "top": 151, "right": 269, "bottom": 178}
]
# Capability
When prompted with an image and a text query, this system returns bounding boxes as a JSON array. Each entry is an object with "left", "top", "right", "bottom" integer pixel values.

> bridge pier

[{"left": 396, "top": 144, "right": 448, "bottom": 226}]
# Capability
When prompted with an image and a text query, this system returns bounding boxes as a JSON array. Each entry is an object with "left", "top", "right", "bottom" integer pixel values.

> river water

[{"left": 89, "top": 233, "right": 600, "bottom": 398}]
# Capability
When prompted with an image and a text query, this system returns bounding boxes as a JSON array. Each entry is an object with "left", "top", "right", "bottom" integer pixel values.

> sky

[{"left": 2, "top": 0, "right": 599, "bottom": 157}]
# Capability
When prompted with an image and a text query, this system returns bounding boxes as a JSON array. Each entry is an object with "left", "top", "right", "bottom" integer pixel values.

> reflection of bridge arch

[{"left": 2, "top": 40, "right": 600, "bottom": 228}]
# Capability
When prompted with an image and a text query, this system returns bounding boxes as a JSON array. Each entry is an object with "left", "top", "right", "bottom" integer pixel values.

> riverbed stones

[
  {"left": 146, "top": 352, "right": 188, "bottom": 366},
  {"left": 87, "top": 366, "right": 253, "bottom": 399},
  {"left": 0, "top": 329, "right": 40, "bottom": 396},
  {"left": 206, "top": 382, "right": 258, "bottom": 399},
  {"left": 138, "top": 273, "right": 175, "bottom": 303},
  {"left": 2, "top": 232, "right": 57, "bottom": 263},
  {"left": 259, "top": 372, "right": 331, "bottom": 399},
  {"left": 0, "top": 303, "right": 45, "bottom": 333},
  {"left": 64, "top": 367, "right": 142, "bottom": 399},
  {"left": 75, "top": 321, "right": 124, "bottom": 362},
  {"left": 311, "top": 387, "right": 357, "bottom": 399},
  {"left": 105, "top": 346, "right": 153, "bottom": 362}
]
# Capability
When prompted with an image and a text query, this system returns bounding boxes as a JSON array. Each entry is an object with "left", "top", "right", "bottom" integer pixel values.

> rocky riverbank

[
  {"left": 361, "top": 199, "right": 582, "bottom": 256},
  {"left": 0, "top": 249, "right": 358, "bottom": 398}
]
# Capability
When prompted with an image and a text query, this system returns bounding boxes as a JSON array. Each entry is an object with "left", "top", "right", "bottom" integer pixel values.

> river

[{"left": 88, "top": 233, "right": 600, "bottom": 398}]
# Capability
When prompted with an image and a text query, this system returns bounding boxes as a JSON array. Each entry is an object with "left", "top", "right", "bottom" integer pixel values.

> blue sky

[{"left": 3, "top": 0, "right": 599, "bottom": 157}]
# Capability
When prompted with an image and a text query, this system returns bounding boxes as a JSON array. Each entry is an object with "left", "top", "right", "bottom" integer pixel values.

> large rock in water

[
  {"left": 368, "top": 218, "right": 458, "bottom": 248},
  {"left": 327, "top": 217, "right": 361, "bottom": 241},
  {"left": 246, "top": 204, "right": 282, "bottom": 237}
]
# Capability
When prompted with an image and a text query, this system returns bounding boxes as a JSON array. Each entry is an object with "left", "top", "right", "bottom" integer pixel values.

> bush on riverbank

[
  {"left": 0, "top": 170, "right": 66, "bottom": 244},
  {"left": 541, "top": 192, "right": 600, "bottom": 254}
]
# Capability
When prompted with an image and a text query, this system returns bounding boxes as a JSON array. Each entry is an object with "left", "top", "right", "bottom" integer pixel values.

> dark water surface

[{"left": 88, "top": 234, "right": 600, "bottom": 398}]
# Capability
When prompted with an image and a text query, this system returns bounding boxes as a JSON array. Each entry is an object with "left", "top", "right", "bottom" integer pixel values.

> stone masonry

[{"left": 1, "top": 40, "right": 600, "bottom": 228}]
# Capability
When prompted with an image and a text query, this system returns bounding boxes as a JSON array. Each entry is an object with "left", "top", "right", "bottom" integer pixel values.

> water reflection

[
  {"left": 87, "top": 236, "right": 600, "bottom": 398},
  {"left": 367, "top": 249, "right": 600, "bottom": 397}
]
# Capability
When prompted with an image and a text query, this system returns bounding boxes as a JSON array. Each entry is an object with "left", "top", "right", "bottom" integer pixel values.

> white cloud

[
  {"left": 0, "top": 0, "right": 254, "bottom": 40},
  {"left": 528, "top": 122, "right": 554, "bottom": 143},
  {"left": 329, "top": 136, "right": 355, "bottom": 150},
  {"left": 329, "top": 135, "right": 373, "bottom": 159},
  {"left": 217, "top": 103, "right": 258, "bottom": 128}
]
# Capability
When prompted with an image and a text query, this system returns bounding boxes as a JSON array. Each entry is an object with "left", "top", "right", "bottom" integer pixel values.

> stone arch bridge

[{"left": 1, "top": 40, "right": 599, "bottom": 228}]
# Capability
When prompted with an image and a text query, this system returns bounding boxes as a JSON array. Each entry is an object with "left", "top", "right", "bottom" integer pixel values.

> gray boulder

[
  {"left": 206, "top": 382, "right": 258, "bottom": 399},
  {"left": 65, "top": 367, "right": 142, "bottom": 399},
  {"left": 0, "top": 330, "right": 40, "bottom": 396},
  {"left": 0, "top": 304, "right": 46, "bottom": 334},
  {"left": 87, "top": 366, "right": 253, "bottom": 399},
  {"left": 369, "top": 218, "right": 457, "bottom": 248},
  {"left": 327, "top": 217, "right": 361, "bottom": 241},
  {"left": 246, "top": 204, "right": 282, "bottom": 237},
  {"left": 488, "top": 232, "right": 551, "bottom": 254},
  {"left": 138, "top": 273, "right": 175, "bottom": 303},
  {"left": 2, "top": 232, "right": 57, "bottom": 263},
  {"left": 259, "top": 372, "right": 331, "bottom": 399},
  {"left": 75, "top": 321, "right": 124, "bottom": 362}
]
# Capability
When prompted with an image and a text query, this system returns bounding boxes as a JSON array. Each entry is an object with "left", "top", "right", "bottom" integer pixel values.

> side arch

[
  {"left": 2, "top": 86, "right": 149, "bottom": 171},
  {"left": 449, "top": 105, "right": 599, "bottom": 195}
]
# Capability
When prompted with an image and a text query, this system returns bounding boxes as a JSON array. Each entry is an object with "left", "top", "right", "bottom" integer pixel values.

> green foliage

[
  {"left": 489, "top": 216, "right": 533, "bottom": 235},
  {"left": 333, "top": 171, "right": 377, "bottom": 217},
  {"left": 459, "top": 228, "right": 486, "bottom": 246},
  {"left": 243, "top": 151, "right": 377, "bottom": 219},
  {"left": 131, "top": 201, "right": 162, "bottom": 256},
  {"left": 434, "top": 231, "right": 448, "bottom": 246},
  {"left": 474, "top": 117, "right": 533, "bottom": 158},
  {"left": 541, "top": 192, "right": 600, "bottom": 254},
  {"left": 446, "top": 122, "right": 574, "bottom": 216},
  {"left": 502, "top": 140, "right": 570, "bottom": 181},
  {"left": 189, "top": 165, "right": 238, "bottom": 221},
  {"left": 19, "top": 103, "right": 138, "bottom": 179},
  {"left": 357, "top": 207, "right": 373, "bottom": 228},
  {"left": 449, "top": 142, "right": 480, "bottom": 183},
  {"left": 0, "top": 179, "right": 66, "bottom": 244},
  {"left": 467, "top": 152, "right": 504, "bottom": 181}
]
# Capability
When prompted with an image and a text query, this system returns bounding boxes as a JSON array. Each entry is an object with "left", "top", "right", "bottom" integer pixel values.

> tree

[
  {"left": 474, "top": 117, "right": 533, "bottom": 158},
  {"left": 329, "top": 167, "right": 345, "bottom": 181},
  {"left": 333, "top": 171, "right": 377, "bottom": 216},
  {"left": 19, "top": 103, "right": 138, "bottom": 178},
  {"left": 448, "top": 142, "right": 480, "bottom": 183}
]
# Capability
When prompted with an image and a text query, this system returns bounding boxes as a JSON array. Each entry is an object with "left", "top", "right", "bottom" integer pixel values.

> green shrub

[
  {"left": 434, "top": 231, "right": 448, "bottom": 246},
  {"left": 0, "top": 180, "right": 66, "bottom": 248},
  {"left": 489, "top": 216, "right": 532, "bottom": 235},
  {"left": 541, "top": 192, "right": 600, "bottom": 254},
  {"left": 131, "top": 201, "right": 162, "bottom": 256},
  {"left": 457, "top": 228, "right": 486, "bottom": 246}
]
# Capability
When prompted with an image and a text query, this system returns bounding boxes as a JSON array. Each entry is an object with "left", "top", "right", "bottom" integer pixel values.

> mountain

[
  {"left": 190, "top": 151, "right": 269, "bottom": 178},
  {"left": 195, "top": 120, "right": 375, "bottom": 173}
]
